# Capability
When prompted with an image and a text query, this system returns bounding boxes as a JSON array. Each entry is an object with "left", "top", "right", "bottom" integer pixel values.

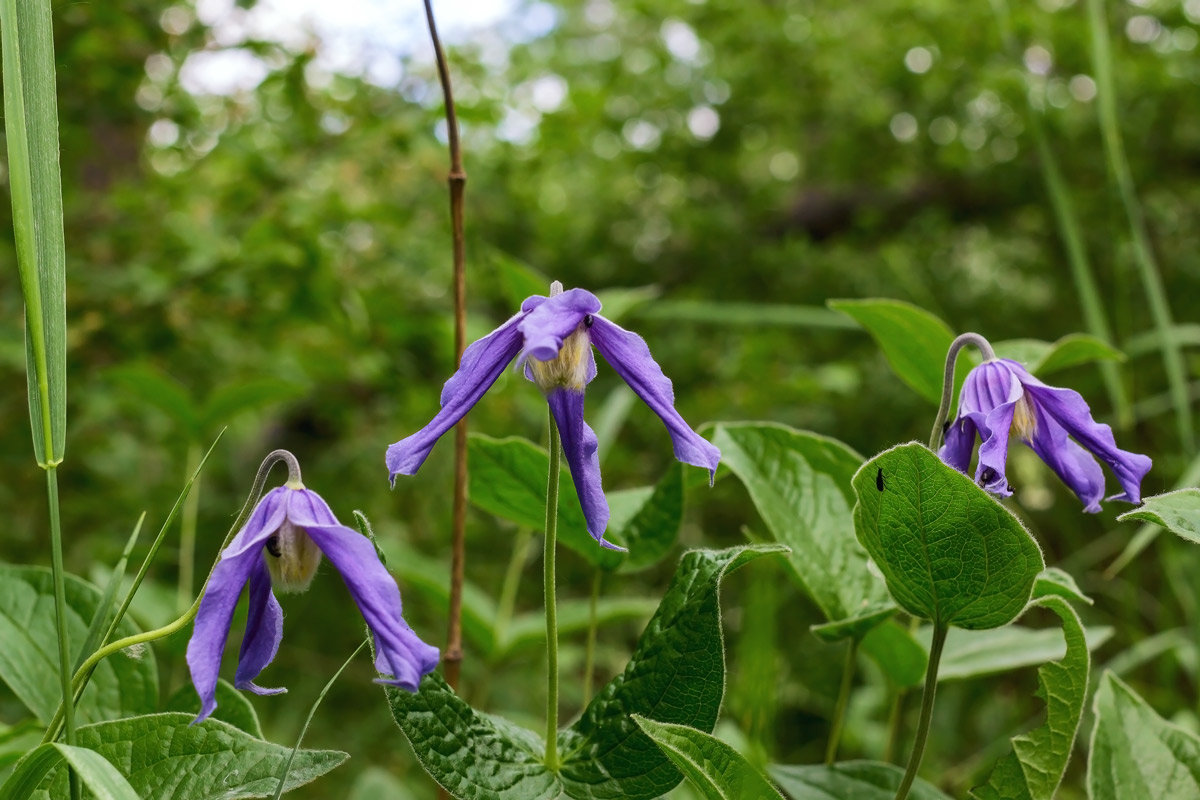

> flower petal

[
  {"left": 186, "top": 547, "right": 262, "bottom": 723},
  {"left": 547, "top": 388, "right": 624, "bottom": 550},
  {"left": 386, "top": 311, "right": 526, "bottom": 481},
  {"left": 234, "top": 557, "right": 286, "bottom": 696},
  {"left": 938, "top": 413, "right": 979, "bottom": 474},
  {"left": 970, "top": 362, "right": 1024, "bottom": 496},
  {"left": 300, "top": 522, "right": 440, "bottom": 691},
  {"left": 517, "top": 288, "right": 601, "bottom": 362},
  {"left": 1009, "top": 360, "right": 1152, "bottom": 505},
  {"left": 222, "top": 487, "right": 289, "bottom": 560},
  {"left": 1025, "top": 400, "right": 1107, "bottom": 512},
  {"left": 588, "top": 314, "right": 721, "bottom": 481}
]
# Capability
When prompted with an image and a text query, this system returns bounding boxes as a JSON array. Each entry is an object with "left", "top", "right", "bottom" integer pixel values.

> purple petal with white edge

[
  {"left": 588, "top": 314, "right": 721, "bottom": 481},
  {"left": 386, "top": 310, "right": 526, "bottom": 481},
  {"left": 968, "top": 361, "right": 1024, "bottom": 496},
  {"left": 301, "top": 523, "right": 440, "bottom": 690},
  {"left": 1008, "top": 359, "right": 1152, "bottom": 505},
  {"left": 547, "top": 388, "right": 623, "bottom": 550},
  {"left": 518, "top": 288, "right": 602, "bottom": 362},
  {"left": 234, "top": 557, "right": 286, "bottom": 695},
  {"left": 1025, "top": 400, "right": 1107, "bottom": 512},
  {"left": 186, "top": 544, "right": 267, "bottom": 723}
]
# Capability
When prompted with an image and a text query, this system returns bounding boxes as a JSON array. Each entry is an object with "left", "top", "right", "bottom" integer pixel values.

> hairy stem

[
  {"left": 544, "top": 411, "right": 562, "bottom": 769},
  {"left": 893, "top": 624, "right": 948, "bottom": 800},
  {"left": 929, "top": 332, "right": 996, "bottom": 451}
]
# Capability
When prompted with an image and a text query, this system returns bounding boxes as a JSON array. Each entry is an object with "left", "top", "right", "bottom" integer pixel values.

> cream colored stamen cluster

[
  {"left": 1011, "top": 393, "right": 1038, "bottom": 442},
  {"left": 528, "top": 325, "right": 591, "bottom": 392},
  {"left": 264, "top": 520, "right": 323, "bottom": 593}
]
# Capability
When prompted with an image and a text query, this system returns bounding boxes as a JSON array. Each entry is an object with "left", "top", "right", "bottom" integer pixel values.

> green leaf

[
  {"left": 164, "top": 679, "right": 263, "bottom": 738},
  {"left": 1, "top": 0, "right": 67, "bottom": 465},
  {"left": 388, "top": 545, "right": 784, "bottom": 800},
  {"left": 917, "top": 624, "right": 1111, "bottom": 682},
  {"left": 631, "top": 716, "right": 784, "bottom": 800},
  {"left": 609, "top": 463, "right": 684, "bottom": 573},
  {"left": 1088, "top": 672, "right": 1200, "bottom": 800},
  {"left": 852, "top": 443, "right": 1043, "bottom": 630},
  {"left": 769, "top": 761, "right": 952, "bottom": 800},
  {"left": 0, "top": 565, "right": 157, "bottom": 725},
  {"left": 709, "top": 422, "right": 889, "bottom": 621},
  {"left": 993, "top": 334, "right": 1124, "bottom": 376},
  {"left": 828, "top": 299, "right": 958, "bottom": 405},
  {"left": 859, "top": 622, "right": 928, "bottom": 688},
  {"left": 28, "top": 714, "right": 346, "bottom": 799},
  {"left": 1, "top": 743, "right": 139, "bottom": 800},
  {"left": 1117, "top": 489, "right": 1200, "bottom": 545},
  {"left": 810, "top": 604, "right": 896, "bottom": 644},
  {"left": 970, "top": 596, "right": 1090, "bottom": 800},
  {"left": 1033, "top": 567, "right": 1092, "bottom": 606},
  {"left": 75, "top": 514, "right": 146, "bottom": 672},
  {"left": 106, "top": 363, "right": 200, "bottom": 437},
  {"left": 384, "top": 542, "right": 498, "bottom": 657},
  {"left": 467, "top": 434, "right": 622, "bottom": 569}
]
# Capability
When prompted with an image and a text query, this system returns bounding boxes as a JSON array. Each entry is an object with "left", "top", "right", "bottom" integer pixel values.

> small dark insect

[
  {"left": 265, "top": 535, "right": 282, "bottom": 558},
  {"left": 875, "top": 467, "right": 885, "bottom": 491},
  {"left": 584, "top": 314, "right": 594, "bottom": 328},
  {"left": 979, "top": 467, "right": 998, "bottom": 486}
]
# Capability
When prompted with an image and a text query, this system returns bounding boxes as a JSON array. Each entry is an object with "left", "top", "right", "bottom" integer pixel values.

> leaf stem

[
  {"left": 582, "top": 569, "right": 601, "bottom": 705},
  {"left": 929, "top": 332, "right": 995, "bottom": 451},
  {"left": 825, "top": 638, "right": 859, "bottom": 764},
  {"left": 44, "top": 467, "right": 74, "bottom": 751},
  {"left": 544, "top": 409, "right": 562, "bottom": 770},
  {"left": 893, "top": 624, "right": 947, "bottom": 800}
]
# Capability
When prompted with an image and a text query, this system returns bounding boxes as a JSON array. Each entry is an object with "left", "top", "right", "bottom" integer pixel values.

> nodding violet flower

[
  {"left": 386, "top": 282, "right": 721, "bottom": 549},
  {"left": 186, "top": 465, "right": 438, "bottom": 723},
  {"left": 939, "top": 357, "right": 1151, "bottom": 512}
]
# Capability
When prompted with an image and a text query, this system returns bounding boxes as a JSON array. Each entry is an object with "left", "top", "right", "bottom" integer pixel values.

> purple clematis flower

[
  {"left": 186, "top": 482, "right": 439, "bottom": 723},
  {"left": 386, "top": 282, "right": 721, "bottom": 549},
  {"left": 939, "top": 357, "right": 1151, "bottom": 512}
]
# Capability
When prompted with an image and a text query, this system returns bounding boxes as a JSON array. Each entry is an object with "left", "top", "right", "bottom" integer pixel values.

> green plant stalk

[
  {"left": 883, "top": 687, "right": 907, "bottom": 764},
  {"left": 44, "top": 468, "right": 74, "bottom": 752},
  {"left": 271, "top": 640, "right": 368, "bottom": 800},
  {"left": 493, "top": 527, "right": 533, "bottom": 648},
  {"left": 582, "top": 570, "right": 601, "bottom": 705},
  {"left": 543, "top": 412, "right": 562, "bottom": 770},
  {"left": 1086, "top": 0, "right": 1192, "bottom": 450},
  {"left": 929, "top": 333, "right": 996, "bottom": 451},
  {"left": 177, "top": 442, "right": 203, "bottom": 613},
  {"left": 893, "top": 624, "right": 948, "bottom": 800},
  {"left": 825, "top": 638, "right": 858, "bottom": 764},
  {"left": 988, "top": 0, "right": 1130, "bottom": 428}
]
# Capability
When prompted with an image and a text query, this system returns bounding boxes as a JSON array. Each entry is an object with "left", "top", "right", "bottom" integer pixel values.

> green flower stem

[
  {"left": 824, "top": 638, "right": 859, "bottom": 765},
  {"left": 1086, "top": 0, "right": 1193, "bottom": 452},
  {"left": 582, "top": 569, "right": 601, "bottom": 705},
  {"left": 44, "top": 467, "right": 74, "bottom": 753},
  {"left": 543, "top": 411, "right": 562, "bottom": 770},
  {"left": 893, "top": 624, "right": 948, "bottom": 800},
  {"left": 929, "top": 332, "right": 996, "bottom": 450}
]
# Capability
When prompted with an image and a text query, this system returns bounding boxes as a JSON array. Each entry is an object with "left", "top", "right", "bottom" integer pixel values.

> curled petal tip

[
  {"left": 236, "top": 680, "right": 287, "bottom": 696},
  {"left": 373, "top": 674, "right": 422, "bottom": 692},
  {"left": 598, "top": 538, "right": 628, "bottom": 552}
]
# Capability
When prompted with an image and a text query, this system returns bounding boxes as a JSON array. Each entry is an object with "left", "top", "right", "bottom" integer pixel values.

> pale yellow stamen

[
  {"left": 527, "top": 325, "right": 591, "bottom": 392},
  {"left": 264, "top": 520, "right": 323, "bottom": 593},
  {"left": 1011, "top": 394, "right": 1038, "bottom": 441}
]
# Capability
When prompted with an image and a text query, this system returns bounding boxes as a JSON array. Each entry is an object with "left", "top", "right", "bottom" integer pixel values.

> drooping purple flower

[
  {"left": 939, "top": 358, "right": 1152, "bottom": 512},
  {"left": 386, "top": 282, "right": 721, "bottom": 549},
  {"left": 186, "top": 483, "right": 439, "bottom": 723}
]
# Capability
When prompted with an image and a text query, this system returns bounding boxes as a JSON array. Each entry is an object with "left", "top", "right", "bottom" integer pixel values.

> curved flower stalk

[
  {"left": 186, "top": 468, "right": 438, "bottom": 723},
  {"left": 386, "top": 281, "right": 721, "bottom": 548},
  {"left": 940, "top": 356, "right": 1151, "bottom": 512}
]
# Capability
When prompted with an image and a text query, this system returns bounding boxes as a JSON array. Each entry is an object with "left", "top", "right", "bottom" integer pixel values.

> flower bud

[{"left": 264, "top": 519, "right": 323, "bottom": 593}]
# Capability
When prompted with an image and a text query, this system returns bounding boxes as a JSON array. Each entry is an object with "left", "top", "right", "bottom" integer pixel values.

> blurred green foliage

[{"left": 1, "top": 0, "right": 1198, "bottom": 796}]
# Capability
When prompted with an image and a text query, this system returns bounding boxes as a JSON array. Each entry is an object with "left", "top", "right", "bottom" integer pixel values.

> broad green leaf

[
  {"left": 638, "top": 301, "right": 855, "bottom": 330},
  {"left": 1088, "top": 672, "right": 1200, "bottom": 800},
  {"left": 388, "top": 545, "right": 784, "bottom": 800},
  {"left": 828, "top": 299, "right": 958, "bottom": 405},
  {"left": 993, "top": 334, "right": 1124, "bottom": 376},
  {"left": 75, "top": 514, "right": 146, "bottom": 672},
  {"left": 860, "top": 621, "right": 928, "bottom": 688},
  {"left": 709, "top": 422, "right": 888, "bottom": 621},
  {"left": 609, "top": 463, "right": 684, "bottom": 573},
  {"left": 970, "top": 596, "right": 1090, "bottom": 800},
  {"left": 916, "top": 624, "right": 1111, "bottom": 682},
  {"left": 1117, "top": 489, "right": 1200, "bottom": 545},
  {"left": 0, "top": 721, "right": 43, "bottom": 779},
  {"left": 29, "top": 714, "right": 346, "bottom": 799},
  {"left": 632, "top": 716, "right": 784, "bottom": 800},
  {"left": 1033, "top": 567, "right": 1092, "bottom": 606},
  {"left": 810, "top": 604, "right": 896, "bottom": 644},
  {"left": 1, "top": 0, "right": 67, "bottom": 464},
  {"left": 852, "top": 443, "right": 1043, "bottom": 630},
  {"left": 1108, "top": 455, "right": 1200, "bottom": 576},
  {"left": 769, "top": 761, "right": 952, "bottom": 800},
  {"left": 164, "top": 679, "right": 263, "bottom": 738},
  {"left": 467, "top": 434, "right": 622, "bottom": 569},
  {"left": 0, "top": 565, "right": 157, "bottom": 725},
  {"left": 1, "top": 743, "right": 138, "bottom": 800}
]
